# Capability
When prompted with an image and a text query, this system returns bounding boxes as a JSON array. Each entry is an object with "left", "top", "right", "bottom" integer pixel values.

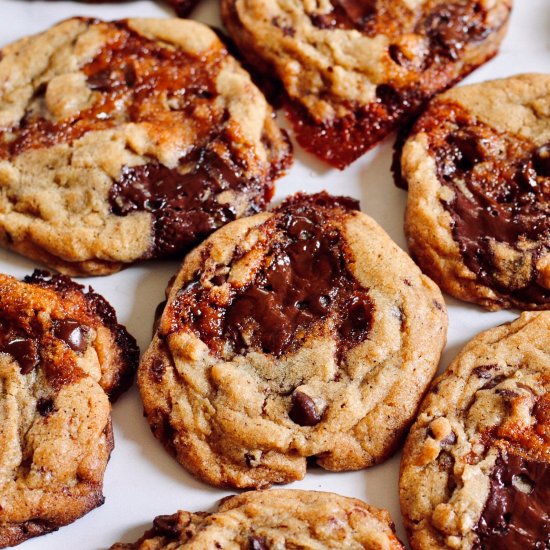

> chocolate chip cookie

[
  {"left": 0, "top": 270, "right": 138, "bottom": 547},
  {"left": 398, "top": 74, "right": 550, "bottom": 310},
  {"left": 0, "top": 17, "right": 291, "bottom": 276},
  {"left": 138, "top": 192, "right": 447, "bottom": 488},
  {"left": 221, "top": 0, "right": 511, "bottom": 169},
  {"left": 110, "top": 490, "right": 405, "bottom": 549},
  {"left": 400, "top": 311, "right": 550, "bottom": 549}
]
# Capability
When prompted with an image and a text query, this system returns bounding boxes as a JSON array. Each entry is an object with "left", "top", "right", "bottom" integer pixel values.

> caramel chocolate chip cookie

[
  {"left": 221, "top": 0, "right": 511, "bottom": 168},
  {"left": 0, "top": 270, "right": 138, "bottom": 547},
  {"left": 0, "top": 18, "right": 291, "bottom": 276},
  {"left": 400, "top": 311, "right": 550, "bottom": 549},
  {"left": 138, "top": 192, "right": 447, "bottom": 488},
  {"left": 110, "top": 490, "right": 405, "bottom": 549},
  {"left": 398, "top": 74, "right": 550, "bottom": 310}
]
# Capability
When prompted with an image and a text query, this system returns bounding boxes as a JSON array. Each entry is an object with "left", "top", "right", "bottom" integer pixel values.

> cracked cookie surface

[
  {"left": 221, "top": 0, "right": 511, "bottom": 168},
  {"left": 398, "top": 74, "right": 550, "bottom": 310},
  {"left": 0, "top": 270, "right": 138, "bottom": 547},
  {"left": 138, "top": 192, "right": 447, "bottom": 489},
  {"left": 0, "top": 17, "right": 291, "bottom": 275},
  {"left": 400, "top": 311, "right": 550, "bottom": 549},
  {"left": 110, "top": 490, "right": 405, "bottom": 549}
]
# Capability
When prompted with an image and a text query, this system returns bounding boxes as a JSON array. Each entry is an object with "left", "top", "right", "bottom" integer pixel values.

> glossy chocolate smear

[
  {"left": 4, "top": 338, "right": 39, "bottom": 374},
  {"left": 474, "top": 452, "right": 550, "bottom": 549},
  {"left": 424, "top": 102, "right": 550, "bottom": 306},
  {"left": 110, "top": 148, "right": 269, "bottom": 257},
  {"left": 170, "top": 194, "right": 373, "bottom": 361}
]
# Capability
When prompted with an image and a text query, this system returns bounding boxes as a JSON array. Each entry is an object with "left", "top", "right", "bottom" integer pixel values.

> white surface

[{"left": 0, "top": 1, "right": 546, "bottom": 548}]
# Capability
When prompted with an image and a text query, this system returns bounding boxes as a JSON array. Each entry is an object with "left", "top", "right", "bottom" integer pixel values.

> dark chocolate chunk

[
  {"left": 109, "top": 149, "right": 265, "bottom": 257},
  {"left": 289, "top": 391, "right": 323, "bottom": 426},
  {"left": 474, "top": 452, "right": 550, "bottom": 549},
  {"left": 5, "top": 338, "right": 39, "bottom": 374},
  {"left": 36, "top": 397, "right": 55, "bottom": 417},
  {"left": 53, "top": 319, "right": 88, "bottom": 352},
  {"left": 152, "top": 514, "right": 181, "bottom": 539},
  {"left": 533, "top": 143, "right": 550, "bottom": 177},
  {"left": 473, "top": 365, "right": 498, "bottom": 379},
  {"left": 421, "top": 2, "right": 490, "bottom": 61}
]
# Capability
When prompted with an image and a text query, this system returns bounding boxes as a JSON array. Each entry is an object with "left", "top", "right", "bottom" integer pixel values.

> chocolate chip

[
  {"left": 53, "top": 319, "right": 88, "bottom": 352},
  {"left": 36, "top": 397, "right": 55, "bottom": 417},
  {"left": 244, "top": 451, "right": 261, "bottom": 467},
  {"left": 289, "top": 391, "right": 323, "bottom": 426},
  {"left": 152, "top": 514, "right": 180, "bottom": 538},
  {"left": 482, "top": 375, "right": 506, "bottom": 390},
  {"left": 473, "top": 365, "right": 498, "bottom": 379},
  {"left": 5, "top": 338, "right": 39, "bottom": 374},
  {"left": 248, "top": 535, "right": 269, "bottom": 550},
  {"left": 149, "top": 358, "right": 166, "bottom": 384},
  {"left": 496, "top": 389, "right": 519, "bottom": 399}
]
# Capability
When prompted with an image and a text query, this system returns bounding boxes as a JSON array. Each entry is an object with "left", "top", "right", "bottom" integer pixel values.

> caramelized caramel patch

[{"left": 0, "top": 20, "right": 226, "bottom": 159}]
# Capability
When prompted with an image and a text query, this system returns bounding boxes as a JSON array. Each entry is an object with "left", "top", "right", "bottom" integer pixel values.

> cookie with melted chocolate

[
  {"left": 110, "top": 490, "right": 405, "bottom": 549},
  {"left": 398, "top": 74, "right": 550, "bottom": 310},
  {"left": 221, "top": 0, "right": 511, "bottom": 169},
  {"left": 400, "top": 311, "right": 550, "bottom": 550},
  {"left": 0, "top": 18, "right": 291, "bottom": 276},
  {"left": 0, "top": 270, "right": 138, "bottom": 547},
  {"left": 138, "top": 192, "right": 447, "bottom": 489}
]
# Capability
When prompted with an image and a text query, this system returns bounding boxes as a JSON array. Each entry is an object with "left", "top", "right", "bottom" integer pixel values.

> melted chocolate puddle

[
  {"left": 422, "top": 102, "right": 550, "bottom": 305},
  {"left": 475, "top": 452, "right": 550, "bottom": 549},
  {"left": 168, "top": 194, "right": 374, "bottom": 362},
  {"left": 109, "top": 147, "right": 269, "bottom": 257}
]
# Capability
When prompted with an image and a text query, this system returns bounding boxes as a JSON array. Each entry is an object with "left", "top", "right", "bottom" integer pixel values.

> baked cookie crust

[{"left": 0, "top": 270, "right": 138, "bottom": 547}]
